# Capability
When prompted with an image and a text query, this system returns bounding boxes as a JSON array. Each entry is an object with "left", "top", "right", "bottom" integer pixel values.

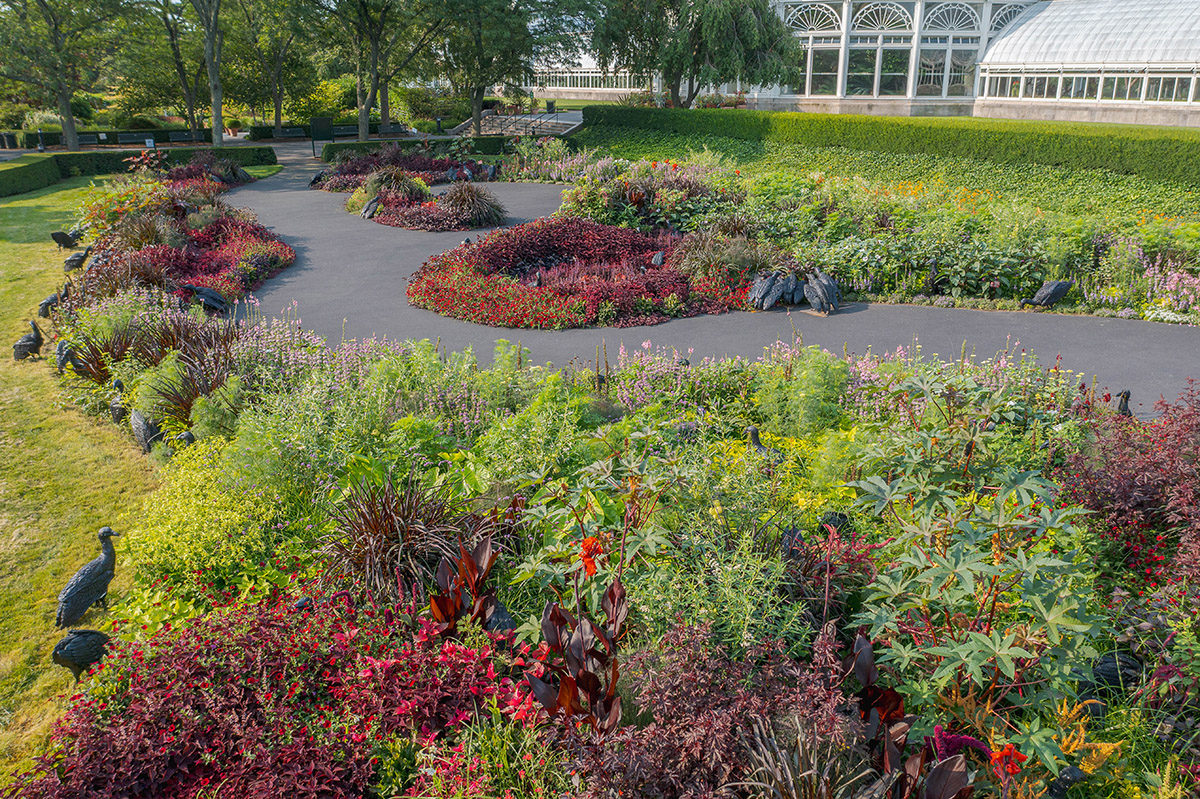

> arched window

[
  {"left": 923, "top": 2, "right": 980, "bottom": 33},
  {"left": 852, "top": 1, "right": 913, "bottom": 31},
  {"left": 989, "top": 3, "right": 1030, "bottom": 34},
  {"left": 784, "top": 2, "right": 843, "bottom": 96},
  {"left": 918, "top": 1, "right": 981, "bottom": 98},
  {"left": 783, "top": 2, "right": 840, "bottom": 32}
]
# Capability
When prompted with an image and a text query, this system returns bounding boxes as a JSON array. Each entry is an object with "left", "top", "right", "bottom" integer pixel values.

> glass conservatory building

[
  {"left": 532, "top": 0, "right": 1200, "bottom": 126},
  {"left": 750, "top": 0, "right": 1200, "bottom": 124}
]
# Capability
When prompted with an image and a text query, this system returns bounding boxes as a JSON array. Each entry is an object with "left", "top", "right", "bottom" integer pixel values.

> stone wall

[{"left": 972, "top": 99, "right": 1200, "bottom": 127}]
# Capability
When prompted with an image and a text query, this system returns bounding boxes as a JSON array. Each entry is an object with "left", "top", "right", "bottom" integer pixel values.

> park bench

[
  {"left": 332, "top": 125, "right": 358, "bottom": 139},
  {"left": 117, "top": 132, "right": 150, "bottom": 145},
  {"left": 77, "top": 134, "right": 100, "bottom": 146},
  {"left": 279, "top": 127, "right": 307, "bottom": 138},
  {"left": 168, "top": 130, "right": 201, "bottom": 143}
]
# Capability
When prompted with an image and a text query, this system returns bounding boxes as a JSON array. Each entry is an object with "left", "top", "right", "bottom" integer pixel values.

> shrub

[
  {"left": 1056, "top": 380, "right": 1200, "bottom": 587},
  {"left": 6, "top": 593, "right": 516, "bottom": 799},
  {"left": 439, "top": 181, "right": 507, "bottom": 227},
  {"left": 571, "top": 624, "right": 810, "bottom": 799},
  {"left": 321, "top": 472, "right": 484, "bottom": 598},
  {"left": 581, "top": 106, "right": 1200, "bottom": 186},
  {"left": 126, "top": 438, "right": 282, "bottom": 592}
]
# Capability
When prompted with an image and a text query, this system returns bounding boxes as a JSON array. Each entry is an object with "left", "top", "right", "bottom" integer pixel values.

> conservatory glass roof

[{"left": 982, "top": 0, "right": 1200, "bottom": 67}]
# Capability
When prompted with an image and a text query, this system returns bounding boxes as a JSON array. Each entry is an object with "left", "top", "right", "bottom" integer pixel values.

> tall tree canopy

[
  {"left": 309, "top": 0, "right": 446, "bottom": 140},
  {"left": 0, "top": 0, "right": 127, "bottom": 149},
  {"left": 187, "top": 0, "right": 226, "bottom": 145},
  {"left": 438, "top": 0, "right": 584, "bottom": 133},
  {"left": 593, "top": 0, "right": 801, "bottom": 108}
]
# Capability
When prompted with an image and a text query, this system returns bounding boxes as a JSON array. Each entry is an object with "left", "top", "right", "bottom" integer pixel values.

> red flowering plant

[
  {"left": 407, "top": 217, "right": 712, "bottom": 329},
  {"left": 4, "top": 581, "right": 540, "bottom": 799}
]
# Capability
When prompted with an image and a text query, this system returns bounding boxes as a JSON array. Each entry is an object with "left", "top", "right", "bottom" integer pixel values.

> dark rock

[
  {"left": 485, "top": 600, "right": 517, "bottom": 633},
  {"left": 1046, "top": 766, "right": 1087, "bottom": 799},
  {"left": 780, "top": 525, "right": 805, "bottom": 560},
  {"left": 819, "top": 511, "right": 851, "bottom": 534},
  {"left": 360, "top": 196, "right": 380, "bottom": 219},
  {"left": 651, "top": 250, "right": 665, "bottom": 267},
  {"left": 110, "top": 397, "right": 128, "bottom": 425}
]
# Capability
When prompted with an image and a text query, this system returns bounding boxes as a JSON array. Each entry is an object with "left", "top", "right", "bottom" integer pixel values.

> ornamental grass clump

[{"left": 439, "top": 181, "right": 507, "bottom": 228}]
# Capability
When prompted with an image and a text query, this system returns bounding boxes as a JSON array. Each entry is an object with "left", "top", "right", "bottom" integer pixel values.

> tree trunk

[
  {"left": 380, "top": 80, "right": 391, "bottom": 134},
  {"left": 359, "top": 37, "right": 381, "bottom": 142},
  {"left": 273, "top": 92, "right": 283, "bottom": 137},
  {"left": 56, "top": 84, "right": 79, "bottom": 151},
  {"left": 667, "top": 78, "right": 683, "bottom": 108},
  {"left": 203, "top": 29, "right": 224, "bottom": 146},
  {"left": 471, "top": 85, "right": 485, "bottom": 136}
]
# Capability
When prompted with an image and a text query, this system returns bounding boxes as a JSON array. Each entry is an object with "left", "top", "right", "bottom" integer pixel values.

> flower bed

[
  {"left": 312, "top": 143, "right": 496, "bottom": 193},
  {"left": 407, "top": 217, "right": 755, "bottom": 329},
  {"left": 70, "top": 153, "right": 295, "bottom": 307}
]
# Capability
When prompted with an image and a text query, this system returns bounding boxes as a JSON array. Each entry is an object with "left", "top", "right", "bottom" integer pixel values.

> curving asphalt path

[{"left": 228, "top": 144, "right": 1200, "bottom": 416}]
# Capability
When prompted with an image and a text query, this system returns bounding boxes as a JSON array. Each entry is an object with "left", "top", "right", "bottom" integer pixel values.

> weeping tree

[
  {"left": 310, "top": 0, "right": 446, "bottom": 141},
  {"left": 593, "top": 0, "right": 801, "bottom": 108},
  {"left": 0, "top": 0, "right": 127, "bottom": 150}
]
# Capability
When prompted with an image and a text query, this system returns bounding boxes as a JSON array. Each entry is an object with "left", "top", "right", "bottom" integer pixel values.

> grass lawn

[
  {"left": 245, "top": 164, "right": 283, "bottom": 179},
  {"left": 0, "top": 177, "right": 159, "bottom": 773}
]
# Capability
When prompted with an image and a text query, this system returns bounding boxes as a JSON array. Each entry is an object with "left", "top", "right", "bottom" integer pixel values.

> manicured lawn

[
  {"left": 245, "top": 164, "right": 283, "bottom": 179},
  {"left": 0, "top": 177, "right": 158, "bottom": 773}
]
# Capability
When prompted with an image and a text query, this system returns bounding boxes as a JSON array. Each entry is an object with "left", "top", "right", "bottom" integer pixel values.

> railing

[
  {"left": 481, "top": 112, "right": 574, "bottom": 137},
  {"left": 525, "top": 69, "right": 652, "bottom": 91}
]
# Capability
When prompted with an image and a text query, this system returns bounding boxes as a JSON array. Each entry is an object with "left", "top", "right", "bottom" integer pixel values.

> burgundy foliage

[
  {"left": 4, "top": 593, "right": 518, "bottom": 799},
  {"left": 1055, "top": 380, "right": 1200, "bottom": 585},
  {"left": 571, "top": 624, "right": 807, "bottom": 799}
]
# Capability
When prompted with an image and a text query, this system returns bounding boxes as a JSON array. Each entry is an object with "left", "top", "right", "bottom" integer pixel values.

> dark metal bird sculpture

[
  {"left": 110, "top": 380, "right": 128, "bottom": 424},
  {"left": 130, "top": 409, "right": 163, "bottom": 453},
  {"left": 1116, "top": 389, "right": 1132, "bottom": 417},
  {"left": 815, "top": 269, "right": 841, "bottom": 311},
  {"left": 308, "top": 170, "right": 327, "bottom": 188},
  {"left": 52, "top": 629, "right": 110, "bottom": 681},
  {"left": 463, "top": 237, "right": 472, "bottom": 246},
  {"left": 180, "top": 283, "right": 229, "bottom": 314},
  {"left": 803, "top": 277, "right": 830, "bottom": 315},
  {"left": 779, "top": 525, "right": 805, "bottom": 560},
  {"left": 13, "top": 321, "right": 43, "bottom": 360},
  {"left": 56, "top": 527, "right": 120, "bottom": 628},
  {"left": 360, "top": 196, "right": 380, "bottom": 219},
  {"left": 51, "top": 230, "right": 80, "bottom": 249},
  {"left": 63, "top": 246, "right": 92, "bottom": 273},
  {"left": 1021, "top": 279, "right": 1073, "bottom": 309},
  {"left": 484, "top": 599, "right": 517, "bottom": 633},
  {"left": 746, "top": 425, "right": 783, "bottom": 463},
  {"left": 174, "top": 431, "right": 195, "bottom": 445},
  {"left": 38, "top": 291, "right": 59, "bottom": 318},
  {"left": 55, "top": 340, "right": 85, "bottom": 374}
]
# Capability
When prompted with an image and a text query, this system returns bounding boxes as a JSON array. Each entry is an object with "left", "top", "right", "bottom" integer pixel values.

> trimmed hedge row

[
  {"left": 0, "top": 155, "right": 61, "bottom": 197},
  {"left": 580, "top": 106, "right": 1200, "bottom": 186},
  {"left": 0, "top": 146, "right": 278, "bottom": 198},
  {"left": 247, "top": 122, "right": 389, "bottom": 141},
  {"left": 0, "top": 128, "right": 213, "bottom": 149},
  {"left": 320, "top": 136, "right": 508, "bottom": 161}
]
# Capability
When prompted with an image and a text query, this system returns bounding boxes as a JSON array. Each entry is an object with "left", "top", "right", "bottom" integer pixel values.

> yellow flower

[{"left": 708, "top": 503, "right": 724, "bottom": 518}]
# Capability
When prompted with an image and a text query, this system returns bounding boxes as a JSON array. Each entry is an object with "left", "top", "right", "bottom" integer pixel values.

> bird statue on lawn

[
  {"left": 52, "top": 629, "right": 110, "bottom": 681},
  {"left": 13, "top": 321, "right": 43, "bottom": 360},
  {"left": 56, "top": 527, "right": 120, "bottom": 628}
]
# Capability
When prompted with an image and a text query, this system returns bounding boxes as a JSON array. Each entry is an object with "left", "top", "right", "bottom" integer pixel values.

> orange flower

[
  {"left": 580, "top": 536, "right": 603, "bottom": 576},
  {"left": 990, "top": 743, "right": 1027, "bottom": 778}
]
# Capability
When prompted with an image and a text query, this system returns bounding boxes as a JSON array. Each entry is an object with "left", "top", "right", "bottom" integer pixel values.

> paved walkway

[{"left": 228, "top": 143, "right": 1200, "bottom": 416}]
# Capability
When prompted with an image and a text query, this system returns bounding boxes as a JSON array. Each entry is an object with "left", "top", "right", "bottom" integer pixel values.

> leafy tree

[
  {"left": 310, "top": 0, "right": 446, "bottom": 141},
  {"left": 0, "top": 0, "right": 127, "bottom": 149},
  {"left": 437, "top": 0, "right": 583, "bottom": 134},
  {"left": 227, "top": 0, "right": 315, "bottom": 135},
  {"left": 593, "top": 0, "right": 801, "bottom": 108},
  {"left": 188, "top": 0, "right": 226, "bottom": 145},
  {"left": 113, "top": 0, "right": 208, "bottom": 133}
]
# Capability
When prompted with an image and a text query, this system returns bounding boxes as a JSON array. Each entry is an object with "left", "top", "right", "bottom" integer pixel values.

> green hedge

[
  {"left": 0, "top": 146, "right": 277, "bottom": 198},
  {"left": 320, "top": 136, "right": 507, "bottom": 161},
  {"left": 0, "top": 154, "right": 61, "bottom": 197},
  {"left": 0, "top": 128, "right": 213, "bottom": 148},
  {"left": 580, "top": 106, "right": 1200, "bottom": 186},
  {"left": 247, "top": 122, "right": 403, "bottom": 140}
]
